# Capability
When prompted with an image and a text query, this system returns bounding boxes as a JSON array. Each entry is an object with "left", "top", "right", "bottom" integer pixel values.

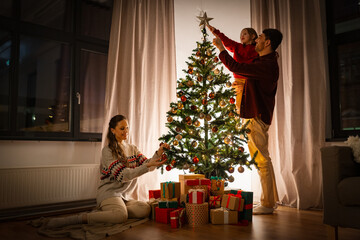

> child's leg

[{"left": 125, "top": 200, "right": 150, "bottom": 219}]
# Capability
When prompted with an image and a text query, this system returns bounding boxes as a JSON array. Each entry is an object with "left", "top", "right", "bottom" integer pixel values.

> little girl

[{"left": 207, "top": 25, "right": 258, "bottom": 115}]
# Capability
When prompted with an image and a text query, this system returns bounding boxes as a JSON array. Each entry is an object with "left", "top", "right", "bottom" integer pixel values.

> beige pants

[
  {"left": 87, "top": 197, "right": 151, "bottom": 224},
  {"left": 232, "top": 78, "right": 246, "bottom": 115},
  {"left": 247, "top": 118, "right": 279, "bottom": 208}
]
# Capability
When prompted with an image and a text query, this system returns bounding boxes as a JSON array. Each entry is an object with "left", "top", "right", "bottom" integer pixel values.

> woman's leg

[
  {"left": 125, "top": 200, "right": 150, "bottom": 219},
  {"left": 86, "top": 197, "right": 128, "bottom": 224}
]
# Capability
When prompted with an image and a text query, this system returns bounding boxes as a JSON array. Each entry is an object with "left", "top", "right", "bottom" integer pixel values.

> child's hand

[{"left": 207, "top": 24, "right": 215, "bottom": 33}]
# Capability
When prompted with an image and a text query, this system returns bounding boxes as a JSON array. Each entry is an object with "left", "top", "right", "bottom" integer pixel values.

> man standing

[{"left": 211, "top": 28, "right": 283, "bottom": 214}]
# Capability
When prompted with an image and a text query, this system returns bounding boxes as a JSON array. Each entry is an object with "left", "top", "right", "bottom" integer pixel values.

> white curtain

[
  {"left": 102, "top": 0, "right": 177, "bottom": 201},
  {"left": 251, "top": 0, "right": 328, "bottom": 209}
]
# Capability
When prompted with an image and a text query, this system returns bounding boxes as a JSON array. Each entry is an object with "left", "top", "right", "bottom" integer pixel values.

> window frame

[
  {"left": 0, "top": 0, "right": 111, "bottom": 141},
  {"left": 326, "top": 0, "right": 360, "bottom": 140}
]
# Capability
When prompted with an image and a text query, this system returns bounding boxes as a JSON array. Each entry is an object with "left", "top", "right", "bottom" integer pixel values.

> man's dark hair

[{"left": 263, "top": 29, "right": 283, "bottom": 51}]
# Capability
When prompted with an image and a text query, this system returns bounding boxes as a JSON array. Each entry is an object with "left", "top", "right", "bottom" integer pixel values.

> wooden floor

[{"left": 1, "top": 206, "right": 360, "bottom": 240}]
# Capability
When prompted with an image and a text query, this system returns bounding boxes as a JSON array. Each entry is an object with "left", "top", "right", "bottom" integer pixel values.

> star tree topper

[{"left": 197, "top": 12, "right": 213, "bottom": 27}]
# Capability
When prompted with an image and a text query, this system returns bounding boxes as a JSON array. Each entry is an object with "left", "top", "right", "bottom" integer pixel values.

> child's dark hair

[
  {"left": 263, "top": 29, "right": 283, "bottom": 51},
  {"left": 244, "top": 28, "right": 258, "bottom": 44}
]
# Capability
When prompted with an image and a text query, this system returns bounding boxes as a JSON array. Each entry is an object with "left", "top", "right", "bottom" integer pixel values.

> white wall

[{"left": 159, "top": 0, "right": 254, "bottom": 191}]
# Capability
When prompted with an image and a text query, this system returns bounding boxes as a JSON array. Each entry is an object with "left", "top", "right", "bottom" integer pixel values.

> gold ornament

[
  {"left": 189, "top": 129, "right": 194, "bottom": 135},
  {"left": 167, "top": 116, "right": 173, "bottom": 123},
  {"left": 199, "top": 112, "right": 205, "bottom": 119},
  {"left": 175, "top": 134, "right": 182, "bottom": 140},
  {"left": 183, "top": 164, "right": 189, "bottom": 170},
  {"left": 219, "top": 100, "right": 226, "bottom": 107},
  {"left": 176, "top": 127, "right": 182, "bottom": 132},
  {"left": 187, "top": 80, "right": 194, "bottom": 87},
  {"left": 207, "top": 75, "right": 214, "bottom": 81},
  {"left": 178, "top": 82, "right": 184, "bottom": 88},
  {"left": 194, "top": 120, "right": 201, "bottom": 127},
  {"left": 173, "top": 140, "right": 179, "bottom": 146},
  {"left": 238, "top": 166, "right": 245, "bottom": 173},
  {"left": 207, "top": 49, "right": 212, "bottom": 56},
  {"left": 229, "top": 112, "right": 234, "bottom": 117},
  {"left": 197, "top": 11, "right": 213, "bottom": 27},
  {"left": 226, "top": 81, "right": 232, "bottom": 88},
  {"left": 228, "top": 176, "right": 234, "bottom": 182},
  {"left": 224, "top": 137, "right": 231, "bottom": 144},
  {"left": 177, "top": 102, "right": 184, "bottom": 109},
  {"left": 171, "top": 108, "right": 177, "bottom": 114},
  {"left": 235, "top": 123, "right": 241, "bottom": 131},
  {"left": 215, "top": 154, "right": 220, "bottom": 160},
  {"left": 214, "top": 68, "right": 220, "bottom": 75},
  {"left": 189, "top": 166, "right": 195, "bottom": 172},
  {"left": 205, "top": 114, "right": 212, "bottom": 121},
  {"left": 192, "top": 141, "right": 198, "bottom": 148},
  {"left": 228, "top": 166, "right": 234, "bottom": 173},
  {"left": 177, "top": 91, "right": 183, "bottom": 98}
]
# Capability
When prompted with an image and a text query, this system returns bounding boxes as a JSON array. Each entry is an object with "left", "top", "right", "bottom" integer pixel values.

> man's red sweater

[
  {"left": 219, "top": 51, "right": 279, "bottom": 125},
  {"left": 213, "top": 29, "right": 258, "bottom": 79}
]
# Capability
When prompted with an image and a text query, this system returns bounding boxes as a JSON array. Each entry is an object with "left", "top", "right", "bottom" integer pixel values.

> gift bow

[
  {"left": 209, "top": 195, "right": 221, "bottom": 207},
  {"left": 188, "top": 189, "right": 205, "bottom": 203}
]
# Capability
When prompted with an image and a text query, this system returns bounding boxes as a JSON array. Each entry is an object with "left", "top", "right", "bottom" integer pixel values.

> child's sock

[{"left": 47, "top": 214, "right": 84, "bottom": 228}]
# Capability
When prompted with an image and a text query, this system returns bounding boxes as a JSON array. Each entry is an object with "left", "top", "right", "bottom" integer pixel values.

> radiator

[{"left": 0, "top": 165, "right": 99, "bottom": 209}]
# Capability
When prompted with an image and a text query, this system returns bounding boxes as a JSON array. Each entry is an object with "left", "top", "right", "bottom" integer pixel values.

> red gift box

[
  {"left": 170, "top": 208, "right": 186, "bottom": 228},
  {"left": 188, "top": 189, "right": 205, "bottom": 204},
  {"left": 155, "top": 207, "right": 177, "bottom": 224},
  {"left": 149, "top": 190, "right": 161, "bottom": 200},
  {"left": 185, "top": 178, "right": 211, "bottom": 186}
]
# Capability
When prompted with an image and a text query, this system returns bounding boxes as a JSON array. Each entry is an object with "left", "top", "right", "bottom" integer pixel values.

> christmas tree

[{"left": 159, "top": 12, "right": 257, "bottom": 181}]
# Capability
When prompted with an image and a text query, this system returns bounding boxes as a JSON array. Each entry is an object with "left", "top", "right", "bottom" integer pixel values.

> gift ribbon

[
  {"left": 223, "top": 208, "right": 229, "bottom": 224},
  {"left": 244, "top": 203, "right": 253, "bottom": 210},
  {"left": 185, "top": 178, "right": 211, "bottom": 186}
]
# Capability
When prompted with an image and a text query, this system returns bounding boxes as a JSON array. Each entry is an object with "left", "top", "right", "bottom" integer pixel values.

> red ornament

[
  {"left": 185, "top": 116, "right": 191, "bottom": 122},
  {"left": 171, "top": 160, "right": 176, "bottom": 166},
  {"left": 188, "top": 68, "right": 194, "bottom": 74},
  {"left": 192, "top": 156, "right": 199, "bottom": 164},
  {"left": 214, "top": 56, "right": 219, "bottom": 63},
  {"left": 239, "top": 146, "right": 245, "bottom": 152},
  {"left": 196, "top": 51, "right": 201, "bottom": 57},
  {"left": 212, "top": 126, "right": 218, "bottom": 133},
  {"left": 200, "top": 59, "right": 205, "bottom": 65},
  {"left": 181, "top": 95, "right": 187, "bottom": 102},
  {"left": 161, "top": 154, "right": 168, "bottom": 161},
  {"left": 202, "top": 99, "right": 208, "bottom": 105},
  {"left": 209, "top": 92, "right": 215, "bottom": 99},
  {"left": 230, "top": 98, "right": 235, "bottom": 104},
  {"left": 166, "top": 165, "right": 172, "bottom": 171}
]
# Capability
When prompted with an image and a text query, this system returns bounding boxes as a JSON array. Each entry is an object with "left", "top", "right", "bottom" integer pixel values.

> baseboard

[{"left": 0, "top": 199, "right": 97, "bottom": 222}]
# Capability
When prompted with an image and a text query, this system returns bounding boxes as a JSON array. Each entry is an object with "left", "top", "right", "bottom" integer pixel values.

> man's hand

[{"left": 213, "top": 36, "right": 225, "bottom": 52}]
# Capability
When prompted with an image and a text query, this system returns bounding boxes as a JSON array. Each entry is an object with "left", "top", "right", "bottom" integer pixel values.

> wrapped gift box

[
  {"left": 210, "top": 177, "right": 225, "bottom": 196},
  {"left": 188, "top": 189, "right": 205, "bottom": 204},
  {"left": 230, "top": 190, "right": 253, "bottom": 222},
  {"left": 221, "top": 194, "right": 241, "bottom": 211},
  {"left": 159, "top": 198, "right": 179, "bottom": 208},
  {"left": 210, "top": 207, "right": 238, "bottom": 224},
  {"left": 170, "top": 208, "right": 186, "bottom": 228},
  {"left": 179, "top": 174, "right": 205, "bottom": 195},
  {"left": 155, "top": 207, "right": 177, "bottom": 224},
  {"left": 160, "top": 182, "right": 180, "bottom": 200},
  {"left": 209, "top": 195, "right": 222, "bottom": 208},
  {"left": 149, "top": 189, "right": 161, "bottom": 200},
  {"left": 184, "top": 178, "right": 210, "bottom": 201},
  {"left": 185, "top": 202, "right": 209, "bottom": 227}
]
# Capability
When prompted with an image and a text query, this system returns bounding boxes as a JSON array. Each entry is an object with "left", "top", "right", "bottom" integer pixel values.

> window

[
  {"left": 326, "top": 0, "right": 360, "bottom": 139},
  {"left": 0, "top": 0, "right": 113, "bottom": 141}
]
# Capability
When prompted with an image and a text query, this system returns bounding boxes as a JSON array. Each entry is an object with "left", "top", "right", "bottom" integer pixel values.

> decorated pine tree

[{"left": 159, "top": 12, "right": 257, "bottom": 181}]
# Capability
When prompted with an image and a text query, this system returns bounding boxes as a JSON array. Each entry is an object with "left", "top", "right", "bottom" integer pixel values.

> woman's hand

[
  {"left": 157, "top": 143, "right": 170, "bottom": 156},
  {"left": 146, "top": 157, "right": 167, "bottom": 168}
]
